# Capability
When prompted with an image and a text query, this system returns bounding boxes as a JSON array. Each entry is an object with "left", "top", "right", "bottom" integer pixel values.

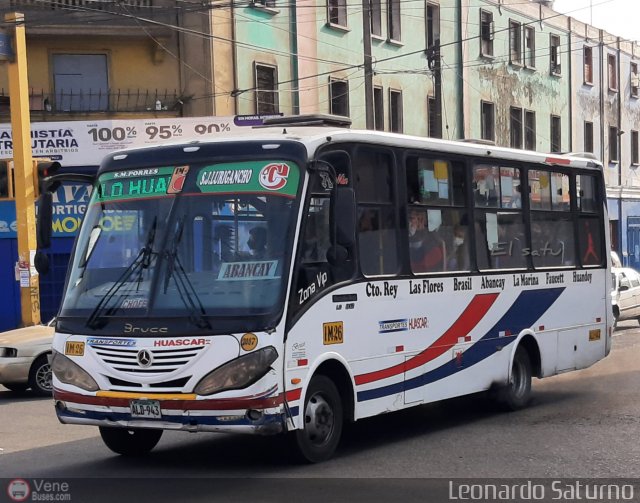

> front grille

[
  {"left": 93, "top": 345, "right": 205, "bottom": 374},
  {"left": 107, "top": 376, "right": 191, "bottom": 389}
]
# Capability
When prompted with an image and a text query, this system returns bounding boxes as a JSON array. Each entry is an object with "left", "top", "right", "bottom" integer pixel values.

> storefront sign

[
  {"left": 0, "top": 115, "right": 251, "bottom": 167},
  {"left": 0, "top": 182, "right": 92, "bottom": 238},
  {"left": 0, "top": 30, "right": 14, "bottom": 62}
]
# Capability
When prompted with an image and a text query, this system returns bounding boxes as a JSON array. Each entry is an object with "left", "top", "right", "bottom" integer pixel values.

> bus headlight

[
  {"left": 51, "top": 350, "right": 99, "bottom": 392},
  {"left": 194, "top": 346, "right": 278, "bottom": 396}
]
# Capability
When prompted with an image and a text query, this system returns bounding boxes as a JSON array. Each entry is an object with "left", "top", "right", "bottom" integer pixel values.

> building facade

[{"left": 2, "top": 0, "right": 640, "bottom": 329}]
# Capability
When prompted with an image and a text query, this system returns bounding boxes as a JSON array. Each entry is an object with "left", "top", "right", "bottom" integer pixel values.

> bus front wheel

[
  {"left": 294, "top": 375, "right": 343, "bottom": 463},
  {"left": 498, "top": 346, "right": 532, "bottom": 411},
  {"left": 99, "top": 426, "right": 163, "bottom": 456}
]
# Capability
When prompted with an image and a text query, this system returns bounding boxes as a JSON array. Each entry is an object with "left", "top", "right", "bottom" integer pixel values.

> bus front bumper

[{"left": 53, "top": 388, "right": 286, "bottom": 435}]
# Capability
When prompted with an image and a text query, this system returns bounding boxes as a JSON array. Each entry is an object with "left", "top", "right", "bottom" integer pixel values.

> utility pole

[
  {"left": 362, "top": 0, "right": 374, "bottom": 129},
  {"left": 5, "top": 12, "right": 41, "bottom": 326},
  {"left": 427, "top": 39, "right": 443, "bottom": 138}
]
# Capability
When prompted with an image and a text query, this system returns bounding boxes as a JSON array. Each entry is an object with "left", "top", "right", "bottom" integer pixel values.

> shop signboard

[{"left": 0, "top": 115, "right": 272, "bottom": 167}]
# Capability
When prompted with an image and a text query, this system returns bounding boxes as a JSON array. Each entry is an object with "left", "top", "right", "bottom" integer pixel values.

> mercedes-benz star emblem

[{"left": 137, "top": 349, "right": 153, "bottom": 368}]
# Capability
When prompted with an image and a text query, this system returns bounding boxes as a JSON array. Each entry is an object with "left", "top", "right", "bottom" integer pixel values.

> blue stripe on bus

[{"left": 356, "top": 287, "right": 565, "bottom": 402}]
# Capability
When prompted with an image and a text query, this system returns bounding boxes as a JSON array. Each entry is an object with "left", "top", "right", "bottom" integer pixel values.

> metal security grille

[
  {"left": 92, "top": 345, "right": 206, "bottom": 374},
  {"left": 9, "top": 0, "right": 152, "bottom": 9}
]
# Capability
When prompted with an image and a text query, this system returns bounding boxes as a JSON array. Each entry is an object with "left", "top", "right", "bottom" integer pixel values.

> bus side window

[
  {"left": 355, "top": 148, "right": 398, "bottom": 276},
  {"left": 580, "top": 217, "right": 602, "bottom": 266},
  {"left": 576, "top": 174, "right": 603, "bottom": 267}
]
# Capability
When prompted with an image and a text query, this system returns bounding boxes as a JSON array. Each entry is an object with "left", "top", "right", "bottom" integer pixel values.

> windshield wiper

[
  {"left": 162, "top": 217, "right": 212, "bottom": 329},
  {"left": 86, "top": 217, "right": 158, "bottom": 329}
]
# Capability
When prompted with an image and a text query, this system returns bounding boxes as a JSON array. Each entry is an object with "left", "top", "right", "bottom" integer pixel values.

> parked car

[
  {"left": 612, "top": 267, "right": 640, "bottom": 327},
  {"left": 0, "top": 319, "right": 54, "bottom": 396}
]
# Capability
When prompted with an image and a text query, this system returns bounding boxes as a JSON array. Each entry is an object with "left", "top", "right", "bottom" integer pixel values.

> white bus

[{"left": 38, "top": 115, "right": 612, "bottom": 462}]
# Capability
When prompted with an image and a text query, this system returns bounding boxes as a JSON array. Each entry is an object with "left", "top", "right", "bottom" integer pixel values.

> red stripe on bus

[
  {"left": 285, "top": 388, "right": 302, "bottom": 402},
  {"left": 54, "top": 389, "right": 284, "bottom": 411},
  {"left": 354, "top": 293, "right": 499, "bottom": 386}
]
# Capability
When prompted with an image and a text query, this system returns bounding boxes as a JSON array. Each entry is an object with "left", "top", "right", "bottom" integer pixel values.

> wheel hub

[{"left": 304, "top": 393, "right": 334, "bottom": 446}]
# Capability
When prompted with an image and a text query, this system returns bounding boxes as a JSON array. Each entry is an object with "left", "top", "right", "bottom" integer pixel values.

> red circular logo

[
  {"left": 7, "top": 479, "right": 30, "bottom": 502},
  {"left": 259, "top": 163, "right": 290, "bottom": 191}
]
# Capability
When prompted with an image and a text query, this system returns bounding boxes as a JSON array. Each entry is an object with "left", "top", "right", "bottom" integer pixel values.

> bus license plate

[{"left": 130, "top": 399, "right": 161, "bottom": 419}]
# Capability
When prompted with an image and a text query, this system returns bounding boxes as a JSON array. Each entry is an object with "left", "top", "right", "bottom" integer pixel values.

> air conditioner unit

[{"left": 631, "top": 72, "right": 640, "bottom": 89}]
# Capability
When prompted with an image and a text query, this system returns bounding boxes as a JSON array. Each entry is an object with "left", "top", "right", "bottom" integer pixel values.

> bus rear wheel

[
  {"left": 294, "top": 375, "right": 343, "bottom": 463},
  {"left": 99, "top": 427, "right": 163, "bottom": 456},
  {"left": 498, "top": 346, "right": 532, "bottom": 411}
]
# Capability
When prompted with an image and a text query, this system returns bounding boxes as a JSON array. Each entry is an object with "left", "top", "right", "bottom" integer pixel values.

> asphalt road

[{"left": 1, "top": 326, "right": 639, "bottom": 501}]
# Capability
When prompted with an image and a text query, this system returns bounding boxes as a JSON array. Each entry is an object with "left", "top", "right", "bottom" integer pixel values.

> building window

[
  {"left": 525, "top": 110, "right": 536, "bottom": 150},
  {"left": 254, "top": 63, "right": 278, "bottom": 115},
  {"left": 631, "top": 62, "right": 639, "bottom": 98},
  {"left": 510, "top": 106, "right": 523, "bottom": 149},
  {"left": 388, "top": 0, "right": 401, "bottom": 41},
  {"left": 584, "top": 121, "right": 594, "bottom": 153},
  {"left": 550, "top": 115, "right": 561, "bottom": 153},
  {"left": 371, "top": 0, "right": 382, "bottom": 37},
  {"left": 550, "top": 34, "right": 561, "bottom": 75},
  {"left": 632, "top": 130, "right": 639, "bottom": 165},
  {"left": 481, "top": 101, "right": 495, "bottom": 142},
  {"left": 509, "top": 20, "right": 522, "bottom": 66},
  {"left": 427, "top": 3, "right": 440, "bottom": 49},
  {"left": 524, "top": 26, "right": 535, "bottom": 68},
  {"left": 609, "top": 126, "right": 619, "bottom": 163},
  {"left": 584, "top": 46, "right": 593, "bottom": 84},
  {"left": 53, "top": 54, "right": 108, "bottom": 112},
  {"left": 389, "top": 89, "right": 403, "bottom": 133},
  {"left": 374, "top": 86, "right": 384, "bottom": 130},
  {"left": 428, "top": 96, "right": 441, "bottom": 138},
  {"left": 328, "top": 0, "right": 347, "bottom": 27},
  {"left": 608, "top": 54, "right": 618, "bottom": 90},
  {"left": 330, "top": 78, "right": 349, "bottom": 117},
  {"left": 480, "top": 10, "right": 494, "bottom": 57}
]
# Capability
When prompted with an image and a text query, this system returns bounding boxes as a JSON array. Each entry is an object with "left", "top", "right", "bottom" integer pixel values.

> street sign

[{"left": 0, "top": 29, "right": 14, "bottom": 62}]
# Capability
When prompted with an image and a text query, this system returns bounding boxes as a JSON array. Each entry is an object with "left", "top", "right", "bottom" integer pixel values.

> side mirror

[
  {"left": 334, "top": 187, "right": 356, "bottom": 247},
  {"left": 37, "top": 191, "right": 53, "bottom": 249},
  {"left": 34, "top": 251, "right": 50, "bottom": 275},
  {"left": 619, "top": 285, "right": 629, "bottom": 292}
]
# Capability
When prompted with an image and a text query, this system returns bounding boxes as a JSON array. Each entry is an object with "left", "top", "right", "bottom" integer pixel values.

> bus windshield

[{"left": 59, "top": 160, "right": 301, "bottom": 332}]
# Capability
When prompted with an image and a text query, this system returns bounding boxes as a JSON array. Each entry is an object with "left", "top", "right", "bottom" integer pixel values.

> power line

[{"left": 3, "top": 0, "right": 632, "bottom": 105}]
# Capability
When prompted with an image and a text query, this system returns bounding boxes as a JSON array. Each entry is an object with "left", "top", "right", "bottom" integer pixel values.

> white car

[
  {"left": 612, "top": 267, "right": 640, "bottom": 327},
  {"left": 0, "top": 320, "right": 54, "bottom": 396}
]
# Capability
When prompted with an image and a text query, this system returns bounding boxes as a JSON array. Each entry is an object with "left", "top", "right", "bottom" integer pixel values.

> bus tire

[
  {"left": 498, "top": 346, "right": 532, "bottom": 411},
  {"left": 294, "top": 375, "right": 343, "bottom": 463},
  {"left": 99, "top": 427, "right": 163, "bottom": 456}
]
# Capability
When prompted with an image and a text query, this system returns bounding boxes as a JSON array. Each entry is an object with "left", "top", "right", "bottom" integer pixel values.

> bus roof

[{"left": 100, "top": 120, "right": 603, "bottom": 172}]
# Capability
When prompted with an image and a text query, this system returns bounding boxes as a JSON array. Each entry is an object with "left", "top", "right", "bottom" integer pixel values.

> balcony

[
  {"left": 2, "top": 0, "right": 175, "bottom": 37},
  {"left": 0, "top": 88, "right": 185, "bottom": 118}
]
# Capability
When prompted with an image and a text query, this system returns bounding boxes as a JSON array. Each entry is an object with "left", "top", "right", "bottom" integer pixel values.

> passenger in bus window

[
  {"left": 447, "top": 224, "right": 469, "bottom": 271},
  {"left": 408, "top": 208, "right": 445, "bottom": 272},
  {"left": 247, "top": 226, "right": 267, "bottom": 259}
]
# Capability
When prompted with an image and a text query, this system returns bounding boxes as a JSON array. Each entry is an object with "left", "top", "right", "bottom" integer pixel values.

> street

[{"left": 1, "top": 326, "right": 639, "bottom": 502}]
